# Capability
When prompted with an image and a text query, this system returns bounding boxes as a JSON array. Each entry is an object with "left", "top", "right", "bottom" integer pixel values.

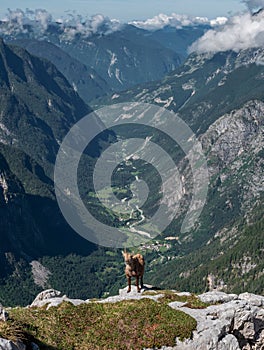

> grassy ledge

[{"left": 1, "top": 298, "right": 197, "bottom": 350}]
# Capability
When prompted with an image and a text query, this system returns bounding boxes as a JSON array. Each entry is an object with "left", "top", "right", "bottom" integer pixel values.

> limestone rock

[
  {"left": 238, "top": 292, "right": 264, "bottom": 307},
  {"left": 30, "top": 288, "right": 92, "bottom": 309},
  {"left": 217, "top": 334, "right": 240, "bottom": 350},
  {"left": 31, "top": 289, "right": 62, "bottom": 305},
  {"left": 0, "top": 338, "right": 25, "bottom": 350},
  {"left": 173, "top": 295, "right": 264, "bottom": 350},
  {"left": 175, "top": 292, "right": 192, "bottom": 297},
  {"left": 30, "top": 289, "right": 65, "bottom": 308},
  {"left": 198, "top": 291, "right": 238, "bottom": 304},
  {"left": 0, "top": 305, "right": 8, "bottom": 322},
  {"left": 99, "top": 285, "right": 163, "bottom": 303}
]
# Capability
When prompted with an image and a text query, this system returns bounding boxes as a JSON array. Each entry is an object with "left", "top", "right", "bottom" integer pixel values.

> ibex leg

[{"left": 127, "top": 276, "right": 131, "bottom": 293}]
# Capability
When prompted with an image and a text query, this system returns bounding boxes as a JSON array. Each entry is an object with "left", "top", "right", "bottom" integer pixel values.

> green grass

[
  {"left": 5, "top": 299, "right": 196, "bottom": 350},
  {"left": 0, "top": 320, "right": 28, "bottom": 343}
]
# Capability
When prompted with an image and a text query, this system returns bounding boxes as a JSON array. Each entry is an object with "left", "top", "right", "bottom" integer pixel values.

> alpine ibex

[{"left": 122, "top": 251, "right": 145, "bottom": 293}]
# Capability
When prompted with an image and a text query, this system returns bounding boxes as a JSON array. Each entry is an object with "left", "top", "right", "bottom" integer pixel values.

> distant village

[{"left": 139, "top": 236, "right": 180, "bottom": 252}]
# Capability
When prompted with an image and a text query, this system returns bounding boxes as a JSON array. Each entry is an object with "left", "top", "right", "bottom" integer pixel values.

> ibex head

[{"left": 122, "top": 250, "right": 134, "bottom": 265}]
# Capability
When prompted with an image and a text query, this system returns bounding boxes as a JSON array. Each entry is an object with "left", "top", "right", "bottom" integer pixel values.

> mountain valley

[{"left": 0, "top": 8, "right": 263, "bottom": 308}]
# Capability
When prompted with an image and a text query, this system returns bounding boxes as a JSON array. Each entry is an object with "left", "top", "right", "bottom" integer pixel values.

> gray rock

[
  {"left": 239, "top": 292, "right": 264, "bottom": 307},
  {"left": 173, "top": 294, "right": 264, "bottom": 350},
  {"left": 144, "top": 347, "right": 177, "bottom": 350},
  {"left": 30, "top": 261, "right": 51, "bottom": 289},
  {"left": 30, "top": 289, "right": 62, "bottom": 306},
  {"left": 0, "top": 305, "right": 8, "bottom": 322},
  {"left": 217, "top": 334, "right": 240, "bottom": 350},
  {"left": 175, "top": 292, "right": 192, "bottom": 297},
  {"left": 30, "top": 289, "right": 87, "bottom": 309},
  {"left": 254, "top": 328, "right": 264, "bottom": 349},
  {"left": 0, "top": 338, "right": 25, "bottom": 350},
  {"left": 119, "top": 285, "right": 144, "bottom": 297},
  {"left": 43, "top": 297, "right": 85, "bottom": 309},
  {"left": 32, "top": 297, "right": 86, "bottom": 309},
  {"left": 233, "top": 304, "right": 256, "bottom": 341},
  {"left": 99, "top": 285, "right": 163, "bottom": 303},
  {"left": 29, "top": 285, "right": 164, "bottom": 311},
  {"left": 198, "top": 291, "right": 238, "bottom": 304},
  {"left": 168, "top": 301, "right": 187, "bottom": 308}
]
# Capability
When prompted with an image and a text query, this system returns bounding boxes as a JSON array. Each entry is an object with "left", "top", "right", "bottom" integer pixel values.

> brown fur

[{"left": 122, "top": 251, "right": 145, "bottom": 293}]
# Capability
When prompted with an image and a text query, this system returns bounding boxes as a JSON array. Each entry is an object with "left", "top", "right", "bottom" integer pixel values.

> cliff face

[
  {"left": 163, "top": 99, "right": 264, "bottom": 223},
  {"left": 0, "top": 39, "right": 103, "bottom": 305},
  {"left": 0, "top": 38, "right": 92, "bottom": 259},
  {"left": 202, "top": 100, "right": 264, "bottom": 214},
  {"left": 0, "top": 154, "right": 44, "bottom": 264}
]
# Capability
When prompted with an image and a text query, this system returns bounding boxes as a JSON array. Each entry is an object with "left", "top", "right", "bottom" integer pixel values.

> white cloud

[
  {"left": 130, "top": 13, "right": 227, "bottom": 31},
  {"left": 0, "top": 9, "right": 52, "bottom": 34},
  {"left": 59, "top": 13, "right": 122, "bottom": 40},
  {"left": 189, "top": 10, "right": 264, "bottom": 53},
  {"left": 35, "top": 9, "right": 52, "bottom": 31},
  {"left": 210, "top": 17, "right": 228, "bottom": 26},
  {"left": 0, "top": 9, "right": 123, "bottom": 40}
]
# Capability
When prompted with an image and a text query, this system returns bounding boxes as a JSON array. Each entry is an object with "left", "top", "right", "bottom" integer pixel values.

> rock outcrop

[
  {"left": 0, "top": 338, "right": 25, "bottom": 350},
  {"left": 5, "top": 288, "right": 264, "bottom": 349},
  {"left": 29, "top": 285, "right": 162, "bottom": 309},
  {"left": 30, "top": 288, "right": 87, "bottom": 309},
  {"left": 0, "top": 305, "right": 8, "bottom": 322},
  {"left": 173, "top": 291, "right": 264, "bottom": 350}
]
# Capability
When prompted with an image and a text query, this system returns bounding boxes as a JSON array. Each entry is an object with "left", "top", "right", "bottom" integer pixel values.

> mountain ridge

[
  {"left": 0, "top": 18, "right": 206, "bottom": 91},
  {"left": 8, "top": 38, "right": 111, "bottom": 103},
  {"left": 0, "top": 39, "right": 109, "bottom": 305}
]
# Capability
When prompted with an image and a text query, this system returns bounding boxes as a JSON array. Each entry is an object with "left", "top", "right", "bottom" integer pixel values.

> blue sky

[{"left": 0, "top": 0, "right": 247, "bottom": 21}]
